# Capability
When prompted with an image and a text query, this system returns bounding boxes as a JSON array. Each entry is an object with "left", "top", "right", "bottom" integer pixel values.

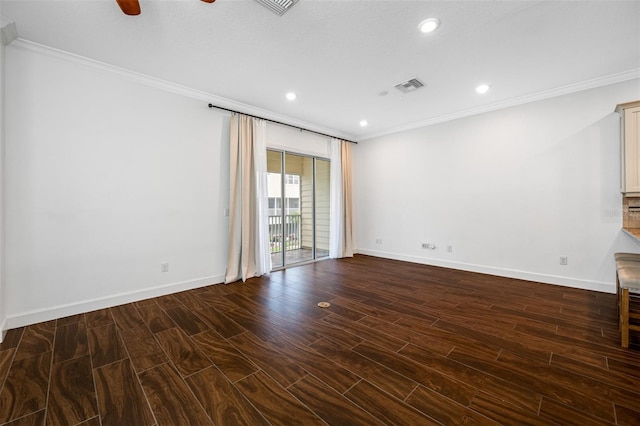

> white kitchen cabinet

[{"left": 617, "top": 101, "right": 640, "bottom": 194}]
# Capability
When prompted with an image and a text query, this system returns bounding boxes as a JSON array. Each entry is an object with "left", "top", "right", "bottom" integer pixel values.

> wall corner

[{"left": 0, "top": 12, "right": 8, "bottom": 342}]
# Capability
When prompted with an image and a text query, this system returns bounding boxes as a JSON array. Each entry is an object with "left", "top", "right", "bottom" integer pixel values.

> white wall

[
  {"left": 0, "top": 6, "right": 6, "bottom": 340},
  {"left": 5, "top": 42, "right": 230, "bottom": 328},
  {"left": 354, "top": 79, "right": 640, "bottom": 293},
  {"left": 266, "top": 122, "right": 331, "bottom": 159}
]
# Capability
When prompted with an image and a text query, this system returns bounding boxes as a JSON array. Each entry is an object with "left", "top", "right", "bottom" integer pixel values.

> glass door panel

[
  {"left": 267, "top": 150, "right": 284, "bottom": 268},
  {"left": 315, "top": 159, "right": 330, "bottom": 259},
  {"left": 285, "top": 153, "right": 312, "bottom": 265}
]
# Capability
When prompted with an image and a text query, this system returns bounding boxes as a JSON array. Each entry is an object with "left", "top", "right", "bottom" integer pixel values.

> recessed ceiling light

[
  {"left": 419, "top": 18, "right": 440, "bottom": 34},
  {"left": 360, "top": 120, "right": 368, "bottom": 127},
  {"left": 285, "top": 92, "right": 297, "bottom": 101},
  {"left": 475, "top": 84, "right": 491, "bottom": 94}
]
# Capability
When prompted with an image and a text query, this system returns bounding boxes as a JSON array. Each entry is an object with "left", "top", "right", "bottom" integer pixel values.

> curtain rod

[{"left": 207, "top": 103, "right": 357, "bottom": 144}]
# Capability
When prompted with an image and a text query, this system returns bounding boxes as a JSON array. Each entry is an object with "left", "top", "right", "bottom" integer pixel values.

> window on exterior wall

[
  {"left": 286, "top": 198, "right": 299, "bottom": 210},
  {"left": 285, "top": 175, "right": 300, "bottom": 185},
  {"left": 267, "top": 197, "right": 281, "bottom": 215}
]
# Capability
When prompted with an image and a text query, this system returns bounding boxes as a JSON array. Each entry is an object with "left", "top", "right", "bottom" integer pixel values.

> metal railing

[{"left": 269, "top": 214, "right": 301, "bottom": 253}]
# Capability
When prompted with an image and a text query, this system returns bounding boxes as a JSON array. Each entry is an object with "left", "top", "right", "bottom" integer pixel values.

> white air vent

[
  {"left": 394, "top": 78, "right": 425, "bottom": 93},
  {"left": 254, "top": 0, "right": 299, "bottom": 16}
]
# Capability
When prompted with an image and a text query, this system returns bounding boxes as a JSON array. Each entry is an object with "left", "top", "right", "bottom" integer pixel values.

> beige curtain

[
  {"left": 341, "top": 141, "right": 354, "bottom": 257},
  {"left": 225, "top": 114, "right": 271, "bottom": 283},
  {"left": 329, "top": 138, "right": 354, "bottom": 258}
]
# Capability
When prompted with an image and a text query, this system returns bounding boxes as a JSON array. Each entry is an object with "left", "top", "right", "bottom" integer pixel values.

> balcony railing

[{"left": 269, "top": 215, "right": 300, "bottom": 253}]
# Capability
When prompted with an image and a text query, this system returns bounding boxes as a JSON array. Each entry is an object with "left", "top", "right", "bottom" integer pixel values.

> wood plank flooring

[{"left": 1, "top": 254, "right": 639, "bottom": 425}]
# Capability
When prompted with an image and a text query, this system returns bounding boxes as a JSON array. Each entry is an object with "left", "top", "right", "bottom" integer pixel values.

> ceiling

[{"left": 2, "top": 0, "right": 639, "bottom": 141}]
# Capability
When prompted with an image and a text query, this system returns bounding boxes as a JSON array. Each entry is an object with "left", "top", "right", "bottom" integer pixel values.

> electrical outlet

[
  {"left": 375, "top": 238, "right": 382, "bottom": 245},
  {"left": 422, "top": 243, "right": 429, "bottom": 249},
  {"left": 422, "top": 243, "right": 436, "bottom": 250},
  {"left": 161, "top": 262, "right": 169, "bottom": 272},
  {"left": 447, "top": 245, "right": 453, "bottom": 253},
  {"left": 559, "top": 256, "right": 568, "bottom": 266}
]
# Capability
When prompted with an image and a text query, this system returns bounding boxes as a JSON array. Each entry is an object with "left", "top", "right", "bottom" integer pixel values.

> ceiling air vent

[
  {"left": 394, "top": 78, "right": 425, "bottom": 94},
  {"left": 254, "top": 0, "right": 299, "bottom": 16}
]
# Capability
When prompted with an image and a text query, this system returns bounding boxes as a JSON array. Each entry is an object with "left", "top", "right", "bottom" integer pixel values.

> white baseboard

[
  {"left": 4, "top": 250, "right": 617, "bottom": 332},
  {"left": 0, "top": 317, "right": 7, "bottom": 343},
  {"left": 355, "top": 249, "right": 615, "bottom": 294},
  {"left": 5, "top": 274, "right": 225, "bottom": 330}
]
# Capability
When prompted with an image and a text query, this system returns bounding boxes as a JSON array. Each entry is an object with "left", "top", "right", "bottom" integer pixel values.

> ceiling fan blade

[
  {"left": 116, "top": 0, "right": 141, "bottom": 15},
  {"left": 201, "top": 0, "right": 216, "bottom": 3}
]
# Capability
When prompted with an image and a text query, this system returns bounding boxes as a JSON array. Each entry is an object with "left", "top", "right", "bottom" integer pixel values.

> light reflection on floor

[{"left": 271, "top": 248, "right": 329, "bottom": 269}]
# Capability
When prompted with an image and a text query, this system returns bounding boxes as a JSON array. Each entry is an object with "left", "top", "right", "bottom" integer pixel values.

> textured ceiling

[{"left": 2, "top": 0, "right": 640, "bottom": 141}]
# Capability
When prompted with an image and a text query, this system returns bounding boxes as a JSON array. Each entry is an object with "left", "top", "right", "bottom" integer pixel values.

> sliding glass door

[{"left": 267, "top": 150, "right": 329, "bottom": 269}]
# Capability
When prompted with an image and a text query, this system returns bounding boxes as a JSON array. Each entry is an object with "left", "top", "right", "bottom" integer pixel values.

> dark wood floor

[{"left": 1, "top": 255, "right": 639, "bottom": 425}]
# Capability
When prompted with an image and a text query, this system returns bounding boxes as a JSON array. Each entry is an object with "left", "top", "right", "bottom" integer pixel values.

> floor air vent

[
  {"left": 254, "top": 0, "right": 299, "bottom": 16},
  {"left": 394, "top": 78, "right": 425, "bottom": 93}
]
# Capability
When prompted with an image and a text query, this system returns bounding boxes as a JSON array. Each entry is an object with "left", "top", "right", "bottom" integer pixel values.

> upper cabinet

[{"left": 617, "top": 101, "right": 640, "bottom": 195}]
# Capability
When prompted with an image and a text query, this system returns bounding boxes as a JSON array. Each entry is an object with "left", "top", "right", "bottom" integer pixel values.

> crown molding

[
  {"left": 360, "top": 68, "right": 640, "bottom": 141},
  {"left": 8, "top": 38, "right": 639, "bottom": 144},
  {"left": 8, "top": 38, "right": 357, "bottom": 142},
  {"left": 0, "top": 16, "right": 17, "bottom": 46}
]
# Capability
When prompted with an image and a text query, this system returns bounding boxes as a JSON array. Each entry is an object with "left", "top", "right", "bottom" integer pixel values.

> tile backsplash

[{"left": 623, "top": 196, "right": 640, "bottom": 228}]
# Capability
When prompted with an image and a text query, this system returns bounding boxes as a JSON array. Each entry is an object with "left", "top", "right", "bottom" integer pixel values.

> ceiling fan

[{"left": 115, "top": 0, "right": 215, "bottom": 16}]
